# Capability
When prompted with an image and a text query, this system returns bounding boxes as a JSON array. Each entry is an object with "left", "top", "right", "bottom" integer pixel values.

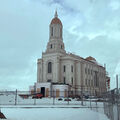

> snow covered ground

[
  {"left": 0, "top": 93, "right": 109, "bottom": 120},
  {"left": 0, "top": 94, "right": 103, "bottom": 106},
  {"left": 1, "top": 107, "right": 109, "bottom": 120}
]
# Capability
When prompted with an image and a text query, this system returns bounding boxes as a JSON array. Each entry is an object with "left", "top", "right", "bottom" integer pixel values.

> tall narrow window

[
  {"left": 86, "top": 79, "right": 87, "bottom": 86},
  {"left": 60, "top": 28, "right": 62, "bottom": 37},
  {"left": 88, "top": 69, "right": 90, "bottom": 74},
  {"left": 71, "top": 65, "right": 73, "bottom": 72},
  {"left": 63, "top": 65, "right": 66, "bottom": 72},
  {"left": 51, "top": 27, "right": 53, "bottom": 36},
  {"left": 50, "top": 44, "right": 52, "bottom": 49},
  {"left": 71, "top": 77, "right": 73, "bottom": 85},
  {"left": 48, "top": 62, "right": 52, "bottom": 73},
  {"left": 91, "top": 80, "right": 93, "bottom": 86},
  {"left": 89, "top": 80, "right": 90, "bottom": 86},
  {"left": 63, "top": 77, "right": 66, "bottom": 84},
  {"left": 85, "top": 68, "right": 87, "bottom": 74}
]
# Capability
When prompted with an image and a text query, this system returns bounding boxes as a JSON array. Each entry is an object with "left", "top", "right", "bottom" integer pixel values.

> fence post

[
  {"left": 81, "top": 86, "right": 83, "bottom": 106},
  {"left": 15, "top": 89, "right": 17, "bottom": 105},
  {"left": 53, "top": 91, "right": 55, "bottom": 105},
  {"left": 90, "top": 88, "right": 92, "bottom": 109},
  {"left": 34, "top": 98, "right": 36, "bottom": 105},
  {"left": 67, "top": 91, "right": 69, "bottom": 105},
  {"left": 116, "top": 75, "right": 119, "bottom": 120},
  {"left": 96, "top": 100, "right": 98, "bottom": 112},
  {"left": 34, "top": 84, "right": 36, "bottom": 105}
]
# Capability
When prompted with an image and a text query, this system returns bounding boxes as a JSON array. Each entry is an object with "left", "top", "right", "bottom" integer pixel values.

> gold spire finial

[{"left": 54, "top": 9, "right": 58, "bottom": 18}]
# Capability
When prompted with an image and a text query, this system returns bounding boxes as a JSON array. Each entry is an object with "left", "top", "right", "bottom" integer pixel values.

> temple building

[{"left": 29, "top": 11, "right": 108, "bottom": 97}]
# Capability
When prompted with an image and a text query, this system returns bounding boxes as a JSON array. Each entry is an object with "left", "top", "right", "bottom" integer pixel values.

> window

[
  {"left": 89, "top": 80, "right": 90, "bottom": 86},
  {"left": 61, "top": 45, "right": 62, "bottom": 49},
  {"left": 47, "top": 79, "right": 51, "bottom": 82},
  {"left": 88, "top": 69, "right": 90, "bottom": 74},
  {"left": 63, "top": 77, "right": 66, "bottom": 84},
  {"left": 71, "top": 65, "right": 73, "bottom": 72},
  {"left": 51, "top": 27, "right": 53, "bottom": 36},
  {"left": 63, "top": 65, "right": 66, "bottom": 72},
  {"left": 71, "top": 77, "right": 73, "bottom": 85},
  {"left": 50, "top": 44, "right": 52, "bottom": 49},
  {"left": 60, "top": 28, "right": 62, "bottom": 37},
  {"left": 91, "top": 80, "right": 93, "bottom": 86},
  {"left": 91, "top": 70, "right": 92, "bottom": 75},
  {"left": 85, "top": 68, "right": 87, "bottom": 74},
  {"left": 85, "top": 79, "right": 87, "bottom": 86},
  {"left": 48, "top": 62, "right": 52, "bottom": 73},
  {"left": 94, "top": 71, "right": 97, "bottom": 87}
]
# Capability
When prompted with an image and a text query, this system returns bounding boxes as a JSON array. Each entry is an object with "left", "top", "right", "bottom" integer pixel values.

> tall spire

[
  {"left": 46, "top": 10, "right": 66, "bottom": 53},
  {"left": 54, "top": 9, "right": 58, "bottom": 18}
]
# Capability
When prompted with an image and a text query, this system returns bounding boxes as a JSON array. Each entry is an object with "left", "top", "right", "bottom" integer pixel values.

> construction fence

[
  {"left": 0, "top": 90, "right": 101, "bottom": 106},
  {"left": 103, "top": 88, "right": 120, "bottom": 120}
]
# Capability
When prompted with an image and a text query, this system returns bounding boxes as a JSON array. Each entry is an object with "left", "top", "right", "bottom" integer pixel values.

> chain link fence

[
  {"left": 103, "top": 88, "right": 120, "bottom": 120},
  {"left": 0, "top": 90, "right": 102, "bottom": 106}
]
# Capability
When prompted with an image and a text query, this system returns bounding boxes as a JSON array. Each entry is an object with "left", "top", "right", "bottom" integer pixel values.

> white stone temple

[{"left": 29, "top": 11, "right": 107, "bottom": 97}]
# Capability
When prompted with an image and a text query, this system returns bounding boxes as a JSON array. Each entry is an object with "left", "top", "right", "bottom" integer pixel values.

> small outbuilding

[{"left": 29, "top": 82, "right": 70, "bottom": 98}]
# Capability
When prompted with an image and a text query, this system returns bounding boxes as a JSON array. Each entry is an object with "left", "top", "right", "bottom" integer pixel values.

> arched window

[{"left": 48, "top": 62, "right": 52, "bottom": 73}]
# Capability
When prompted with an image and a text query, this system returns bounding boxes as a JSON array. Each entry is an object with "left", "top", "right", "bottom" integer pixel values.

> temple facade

[{"left": 29, "top": 11, "right": 107, "bottom": 97}]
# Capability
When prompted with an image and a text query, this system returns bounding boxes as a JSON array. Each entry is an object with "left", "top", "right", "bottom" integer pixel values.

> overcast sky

[{"left": 0, "top": 0, "right": 120, "bottom": 90}]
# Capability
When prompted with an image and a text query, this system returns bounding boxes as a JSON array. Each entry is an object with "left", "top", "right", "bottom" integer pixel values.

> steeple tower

[{"left": 46, "top": 11, "right": 66, "bottom": 53}]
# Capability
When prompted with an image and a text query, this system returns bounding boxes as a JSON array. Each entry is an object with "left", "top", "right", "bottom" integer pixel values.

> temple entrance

[{"left": 41, "top": 87, "right": 45, "bottom": 97}]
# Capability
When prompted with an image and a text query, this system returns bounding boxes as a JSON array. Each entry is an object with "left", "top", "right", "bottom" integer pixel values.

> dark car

[
  {"left": 58, "top": 98, "right": 63, "bottom": 101},
  {"left": 64, "top": 98, "right": 71, "bottom": 101},
  {"left": 84, "top": 95, "right": 89, "bottom": 99}
]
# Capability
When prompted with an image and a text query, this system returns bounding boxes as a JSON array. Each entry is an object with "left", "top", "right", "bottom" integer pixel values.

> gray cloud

[{"left": 0, "top": 0, "right": 120, "bottom": 90}]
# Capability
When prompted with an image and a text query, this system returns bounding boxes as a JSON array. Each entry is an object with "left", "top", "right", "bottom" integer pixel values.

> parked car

[
  {"left": 58, "top": 98, "right": 63, "bottom": 101},
  {"left": 32, "top": 93, "right": 43, "bottom": 99},
  {"left": 19, "top": 94, "right": 29, "bottom": 99},
  {"left": 76, "top": 98, "right": 82, "bottom": 101},
  {"left": 64, "top": 98, "right": 71, "bottom": 101},
  {"left": 97, "top": 98, "right": 104, "bottom": 102},
  {"left": 84, "top": 95, "right": 89, "bottom": 99}
]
